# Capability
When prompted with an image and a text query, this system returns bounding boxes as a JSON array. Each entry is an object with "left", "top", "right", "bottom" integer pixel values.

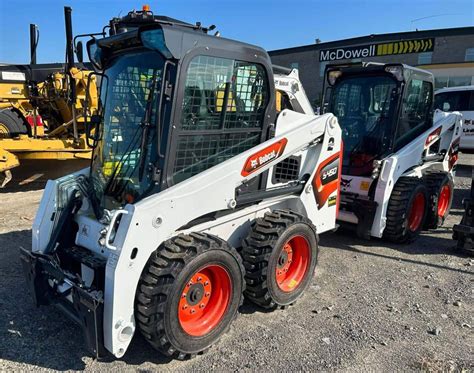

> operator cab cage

[
  {"left": 322, "top": 62, "right": 436, "bottom": 177},
  {"left": 85, "top": 8, "right": 278, "bottom": 213}
]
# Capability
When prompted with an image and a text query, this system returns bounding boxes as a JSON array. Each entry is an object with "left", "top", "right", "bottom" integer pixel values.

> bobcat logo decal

[{"left": 341, "top": 178, "right": 352, "bottom": 189}]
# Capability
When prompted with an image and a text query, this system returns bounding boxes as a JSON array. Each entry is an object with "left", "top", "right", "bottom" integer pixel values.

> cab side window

[
  {"left": 395, "top": 79, "right": 433, "bottom": 149},
  {"left": 172, "top": 56, "right": 269, "bottom": 184}
]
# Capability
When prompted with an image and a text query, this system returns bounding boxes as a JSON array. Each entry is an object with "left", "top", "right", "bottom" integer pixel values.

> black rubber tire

[
  {"left": 135, "top": 232, "right": 245, "bottom": 359},
  {"left": 423, "top": 171, "right": 454, "bottom": 229},
  {"left": 241, "top": 209, "right": 318, "bottom": 309},
  {"left": 384, "top": 177, "right": 429, "bottom": 243},
  {"left": 0, "top": 109, "right": 28, "bottom": 138}
]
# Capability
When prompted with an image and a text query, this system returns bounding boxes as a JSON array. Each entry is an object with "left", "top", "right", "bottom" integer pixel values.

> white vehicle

[
  {"left": 322, "top": 63, "right": 462, "bottom": 241},
  {"left": 20, "top": 8, "right": 342, "bottom": 359},
  {"left": 435, "top": 85, "right": 474, "bottom": 151}
]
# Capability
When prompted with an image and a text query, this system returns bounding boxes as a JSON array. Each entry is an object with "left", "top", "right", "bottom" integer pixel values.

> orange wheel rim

[
  {"left": 275, "top": 235, "right": 310, "bottom": 292},
  {"left": 178, "top": 264, "right": 231, "bottom": 337},
  {"left": 437, "top": 185, "right": 451, "bottom": 218},
  {"left": 408, "top": 192, "right": 425, "bottom": 231}
]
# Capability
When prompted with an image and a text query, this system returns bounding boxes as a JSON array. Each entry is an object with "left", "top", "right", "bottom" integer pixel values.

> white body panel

[{"left": 340, "top": 175, "right": 372, "bottom": 196}]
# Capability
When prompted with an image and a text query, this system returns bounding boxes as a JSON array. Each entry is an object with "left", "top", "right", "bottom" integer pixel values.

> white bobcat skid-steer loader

[
  {"left": 20, "top": 8, "right": 342, "bottom": 360},
  {"left": 323, "top": 62, "right": 462, "bottom": 242}
]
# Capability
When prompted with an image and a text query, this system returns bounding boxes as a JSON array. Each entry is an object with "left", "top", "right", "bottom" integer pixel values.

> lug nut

[
  {"left": 182, "top": 293, "right": 186, "bottom": 298},
  {"left": 199, "top": 304, "right": 205, "bottom": 308},
  {"left": 205, "top": 292, "right": 210, "bottom": 297},
  {"left": 190, "top": 309, "right": 196, "bottom": 314},
  {"left": 182, "top": 305, "right": 188, "bottom": 310},
  {"left": 204, "top": 281, "right": 209, "bottom": 286},
  {"left": 197, "top": 276, "right": 202, "bottom": 281}
]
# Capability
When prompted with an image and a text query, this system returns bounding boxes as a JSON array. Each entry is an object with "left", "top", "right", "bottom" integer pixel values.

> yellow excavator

[{"left": 0, "top": 7, "right": 98, "bottom": 187}]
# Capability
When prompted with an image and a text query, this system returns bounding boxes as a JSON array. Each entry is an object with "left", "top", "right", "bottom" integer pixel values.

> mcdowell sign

[{"left": 319, "top": 38, "right": 434, "bottom": 62}]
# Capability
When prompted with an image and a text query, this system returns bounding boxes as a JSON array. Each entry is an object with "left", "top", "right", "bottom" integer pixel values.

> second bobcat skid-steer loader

[
  {"left": 20, "top": 8, "right": 342, "bottom": 360},
  {"left": 322, "top": 62, "right": 462, "bottom": 242}
]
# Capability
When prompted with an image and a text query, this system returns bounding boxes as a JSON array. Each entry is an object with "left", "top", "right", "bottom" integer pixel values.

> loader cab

[
  {"left": 85, "top": 9, "right": 276, "bottom": 216},
  {"left": 324, "top": 63, "right": 434, "bottom": 176}
]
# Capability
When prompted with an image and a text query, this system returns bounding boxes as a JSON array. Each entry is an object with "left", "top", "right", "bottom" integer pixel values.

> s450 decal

[{"left": 312, "top": 152, "right": 342, "bottom": 209}]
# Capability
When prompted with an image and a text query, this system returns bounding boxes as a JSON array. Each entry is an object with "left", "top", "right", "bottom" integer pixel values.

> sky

[{"left": 0, "top": 0, "right": 473, "bottom": 64}]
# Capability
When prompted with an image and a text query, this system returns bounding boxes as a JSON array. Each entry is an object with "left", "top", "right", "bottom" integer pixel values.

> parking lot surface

[{"left": 0, "top": 154, "right": 472, "bottom": 372}]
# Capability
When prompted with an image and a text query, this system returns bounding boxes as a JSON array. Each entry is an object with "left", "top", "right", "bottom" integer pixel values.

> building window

[
  {"left": 434, "top": 77, "right": 449, "bottom": 90},
  {"left": 290, "top": 62, "right": 299, "bottom": 70},
  {"left": 319, "top": 61, "right": 328, "bottom": 77},
  {"left": 465, "top": 48, "right": 474, "bottom": 62},
  {"left": 448, "top": 76, "right": 472, "bottom": 88},
  {"left": 418, "top": 52, "right": 432, "bottom": 65}
]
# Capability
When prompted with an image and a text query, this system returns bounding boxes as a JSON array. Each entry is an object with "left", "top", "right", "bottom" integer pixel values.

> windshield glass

[
  {"left": 329, "top": 74, "right": 399, "bottom": 176},
  {"left": 89, "top": 50, "right": 165, "bottom": 213}
]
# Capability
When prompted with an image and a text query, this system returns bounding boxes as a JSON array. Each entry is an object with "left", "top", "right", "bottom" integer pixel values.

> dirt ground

[{"left": 0, "top": 154, "right": 473, "bottom": 372}]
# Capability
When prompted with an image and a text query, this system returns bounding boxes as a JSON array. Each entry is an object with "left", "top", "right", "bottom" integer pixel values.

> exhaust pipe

[
  {"left": 29, "top": 24, "right": 38, "bottom": 65},
  {"left": 64, "top": 6, "right": 79, "bottom": 143},
  {"left": 64, "top": 6, "right": 75, "bottom": 70}
]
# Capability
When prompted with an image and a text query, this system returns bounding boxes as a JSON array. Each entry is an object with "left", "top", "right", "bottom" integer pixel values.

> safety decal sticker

[
  {"left": 425, "top": 126, "right": 442, "bottom": 147},
  {"left": 360, "top": 180, "right": 370, "bottom": 191}
]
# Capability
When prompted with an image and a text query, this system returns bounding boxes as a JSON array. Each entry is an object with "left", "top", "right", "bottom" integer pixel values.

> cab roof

[
  {"left": 326, "top": 61, "right": 434, "bottom": 84},
  {"left": 99, "top": 9, "right": 269, "bottom": 62}
]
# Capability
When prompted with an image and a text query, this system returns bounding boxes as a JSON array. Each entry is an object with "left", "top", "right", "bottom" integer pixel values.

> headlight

[{"left": 372, "top": 160, "right": 383, "bottom": 179}]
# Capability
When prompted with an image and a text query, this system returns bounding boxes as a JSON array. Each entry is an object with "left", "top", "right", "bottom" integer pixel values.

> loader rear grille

[
  {"left": 273, "top": 156, "right": 301, "bottom": 183},
  {"left": 172, "top": 132, "right": 261, "bottom": 183}
]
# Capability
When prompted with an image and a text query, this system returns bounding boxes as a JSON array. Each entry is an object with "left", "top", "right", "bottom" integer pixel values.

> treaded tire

[
  {"left": 135, "top": 232, "right": 245, "bottom": 360},
  {"left": 384, "top": 177, "right": 429, "bottom": 243},
  {"left": 0, "top": 109, "right": 27, "bottom": 138},
  {"left": 424, "top": 171, "right": 454, "bottom": 229},
  {"left": 241, "top": 209, "right": 318, "bottom": 309}
]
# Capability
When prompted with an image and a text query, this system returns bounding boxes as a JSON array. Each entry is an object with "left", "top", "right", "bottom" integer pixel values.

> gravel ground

[{"left": 0, "top": 154, "right": 473, "bottom": 372}]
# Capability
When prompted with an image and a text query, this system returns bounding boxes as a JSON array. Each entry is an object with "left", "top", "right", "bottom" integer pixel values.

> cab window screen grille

[
  {"left": 102, "top": 64, "right": 162, "bottom": 174},
  {"left": 172, "top": 55, "right": 269, "bottom": 184},
  {"left": 181, "top": 56, "right": 268, "bottom": 131},
  {"left": 109, "top": 66, "right": 160, "bottom": 129},
  {"left": 173, "top": 132, "right": 261, "bottom": 184}
]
